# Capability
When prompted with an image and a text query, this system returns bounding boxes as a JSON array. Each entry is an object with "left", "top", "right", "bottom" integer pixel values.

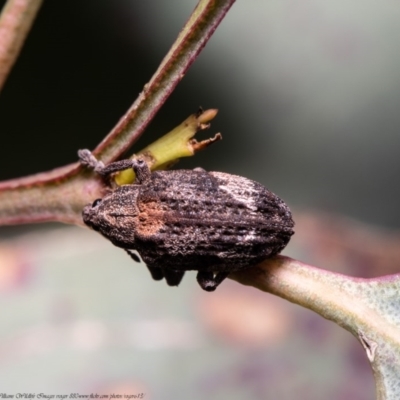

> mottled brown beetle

[{"left": 79, "top": 149, "right": 294, "bottom": 291}]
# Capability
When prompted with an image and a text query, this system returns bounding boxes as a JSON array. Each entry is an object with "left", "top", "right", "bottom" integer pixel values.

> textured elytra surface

[
  {"left": 139, "top": 170, "right": 293, "bottom": 271},
  {"left": 81, "top": 155, "right": 294, "bottom": 290}
]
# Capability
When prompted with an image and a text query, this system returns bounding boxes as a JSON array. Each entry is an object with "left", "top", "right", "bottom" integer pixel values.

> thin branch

[
  {"left": 0, "top": 162, "right": 104, "bottom": 226},
  {"left": 0, "top": 0, "right": 43, "bottom": 92},
  {"left": 231, "top": 256, "right": 400, "bottom": 341},
  {"left": 230, "top": 256, "right": 400, "bottom": 400},
  {"left": 93, "top": 0, "right": 236, "bottom": 164}
]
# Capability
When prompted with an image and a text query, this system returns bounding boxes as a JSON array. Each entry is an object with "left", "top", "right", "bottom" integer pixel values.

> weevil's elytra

[{"left": 79, "top": 149, "right": 294, "bottom": 291}]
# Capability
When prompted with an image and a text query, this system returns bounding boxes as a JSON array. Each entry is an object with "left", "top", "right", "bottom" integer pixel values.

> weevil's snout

[
  {"left": 82, "top": 199, "right": 102, "bottom": 231},
  {"left": 82, "top": 196, "right": 138, "bottom": 249}
]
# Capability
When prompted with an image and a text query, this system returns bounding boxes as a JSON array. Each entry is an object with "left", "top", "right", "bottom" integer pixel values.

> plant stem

[
  {"left": 92, "top": 0, "right": 236, "bottom": 164},
  {"left": 0, "top": 0, "right": 43, "bottom": 92},
  {"left": 0, "top": 164, "right": 104, "bottom": 226},
  {"left": 231, "top": 256, "right": 400, "bottom": 400}
]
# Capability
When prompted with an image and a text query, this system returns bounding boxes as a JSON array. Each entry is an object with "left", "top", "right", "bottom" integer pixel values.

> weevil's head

[{"left": 82, "top": 185, "right": 140, "bottom": 249}]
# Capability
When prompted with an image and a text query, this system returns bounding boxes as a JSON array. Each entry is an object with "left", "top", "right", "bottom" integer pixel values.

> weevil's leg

[
  {"left": 99, "top": 159, "right": 135, "bottom": 176},
  {"left": 78, "top": 149, "right": 105, "bottom": 173},
  {"left": 162, "top": 269, "right": 185, "bottom": 287},
  {"left": 146, "top": 264, "right": 164, "bottom": 281},
  {"left": 132, "top": 158, "right": 151, "bottom": 184},
  {"left": 196, "top": 271, "right": 229, "bottom": 292},
  {"left": 125, "top": 249, "right": 140, "bottom": 263},
  {"left": 79, "top": 149, "right": 152, "bottom": 181},
  {"left": 78, "top": 149, "right": 134, "bottom": 176}
]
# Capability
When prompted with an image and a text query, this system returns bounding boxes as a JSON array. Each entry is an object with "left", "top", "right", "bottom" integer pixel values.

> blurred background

[{"left": 1, "top": 0, "right": 399, "bottom": 398}]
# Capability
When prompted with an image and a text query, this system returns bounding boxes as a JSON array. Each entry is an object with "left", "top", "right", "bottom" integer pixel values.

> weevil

[{"left": 79, "top": 149, "right": 294, "bottom": 291}]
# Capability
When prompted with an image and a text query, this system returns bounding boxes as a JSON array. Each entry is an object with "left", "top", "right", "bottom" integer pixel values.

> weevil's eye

[{"left": 92, "top": 198, "right": 102, "bottom": 207}]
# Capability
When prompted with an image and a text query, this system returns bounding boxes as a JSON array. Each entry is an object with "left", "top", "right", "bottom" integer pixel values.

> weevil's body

[{"left": 80, "top": 150, "right": 294, "bottom": 291}]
